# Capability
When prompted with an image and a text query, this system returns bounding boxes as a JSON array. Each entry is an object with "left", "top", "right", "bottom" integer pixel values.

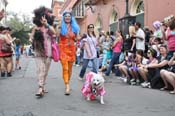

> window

[
  {"left": 109, "top": 10, "right": 118, "bottom": 33},
  {"left": 136, "top": 1, "right": 144, "bottom": 14},
  {"left": 114, "top": 12, "right": 118, "bottom": 22},
  {"left": 95, "top": 16, "right": 102, "bottom": 33},
  {"left": 72, "top": 0, "right": 85, "bottom": 18},
  {"left": 130, "top": 0, "right": 144, "bottom": 15}
]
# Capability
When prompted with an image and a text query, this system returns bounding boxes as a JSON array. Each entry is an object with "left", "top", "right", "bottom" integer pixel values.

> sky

[{"left": 6, "top": 0, "right": 52, "bottom": 16}]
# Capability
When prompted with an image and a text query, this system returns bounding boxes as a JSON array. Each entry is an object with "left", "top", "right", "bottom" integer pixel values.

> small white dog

[{"left": 81, "top": 71, "right": 106, "bottom": 104}]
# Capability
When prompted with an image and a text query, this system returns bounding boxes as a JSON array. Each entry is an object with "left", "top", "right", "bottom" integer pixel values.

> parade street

[{"left": 0, "top": 56, "right": 174, "bottom": 116}]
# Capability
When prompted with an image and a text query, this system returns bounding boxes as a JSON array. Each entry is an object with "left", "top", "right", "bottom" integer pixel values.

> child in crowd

[
  {"left": 15, "top": 39, "right": 21, "bottom": 70},
  {"left": 117, "top": 51, "right": 133, "bottom": 82},
  {"left": 129, "top": 50, "right": 148, "bottom": 85},
  {"left": 100, "top": 35, "right": 111, "bottom": 72},
  {"left": 76, "top": 44, "right": 81, "bottom": 66}
]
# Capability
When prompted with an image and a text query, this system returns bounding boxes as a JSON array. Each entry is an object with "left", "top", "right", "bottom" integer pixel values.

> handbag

[
  {"left": 1, "top": 42, "right": 12, "bottom": 53},
  {"left": 51, "top": 39, "right": 60, "bottom": 62}
]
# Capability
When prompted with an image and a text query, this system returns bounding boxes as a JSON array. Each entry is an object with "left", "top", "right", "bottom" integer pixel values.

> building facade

[
  {"left": 53, "top": 0, "right": 175, "bottom": 35},
  {"left": 52, "top": 0, "right": 65, "bottom": 25},
  {"left": 0, "top": 0, "right": 8, "bottom": 24}
]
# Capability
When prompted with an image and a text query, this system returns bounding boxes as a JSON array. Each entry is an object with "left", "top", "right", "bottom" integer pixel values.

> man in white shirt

[
  {"left": 99, "top": 30, "right": 106, "bottom": 44},
  {"left": 134, "top": 22, "right": 145, "bottom": 51}
]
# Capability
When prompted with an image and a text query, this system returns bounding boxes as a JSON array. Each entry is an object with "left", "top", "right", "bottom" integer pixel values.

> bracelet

[{"left": 46, "top": 23, "right": 50, "bottom": 29}]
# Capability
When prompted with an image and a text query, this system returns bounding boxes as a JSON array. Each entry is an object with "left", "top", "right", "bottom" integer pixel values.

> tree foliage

[{"left": 6, "top": 12, "right": 33, "bottom": 45}]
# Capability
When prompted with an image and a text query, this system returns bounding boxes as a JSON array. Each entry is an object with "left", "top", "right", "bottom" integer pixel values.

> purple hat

[{"left": 153, "top": 21, "right": 161, "bottom": 30}]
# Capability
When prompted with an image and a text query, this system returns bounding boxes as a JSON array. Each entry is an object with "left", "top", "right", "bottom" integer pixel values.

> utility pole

[{"left": 125, "top": 0, "right": 129, "bottom": 16}]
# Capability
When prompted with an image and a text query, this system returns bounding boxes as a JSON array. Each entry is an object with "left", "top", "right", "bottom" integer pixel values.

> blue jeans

[
  {"left": 105, "top": 52, "right": 121, "bottom": 76},
  {"left": 79, "top": 58, "right": 97, "bottom": 78},
  {"left": 76, "top": 56, "right": 81, "bottom": 65}
]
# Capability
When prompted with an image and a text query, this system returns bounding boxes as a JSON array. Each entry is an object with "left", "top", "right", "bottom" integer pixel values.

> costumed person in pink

[{"left": 30, "top": 6, "right": 56, "bottom": 97}]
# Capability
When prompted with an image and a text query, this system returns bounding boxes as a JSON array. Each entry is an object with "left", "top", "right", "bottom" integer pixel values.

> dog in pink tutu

[{"left": 81, "top": 71, "right": 106, "bottom": 104}]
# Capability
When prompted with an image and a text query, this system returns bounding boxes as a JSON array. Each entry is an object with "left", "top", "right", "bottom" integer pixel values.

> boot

[
  {"left": 7, "top": 72, "right": 12, "bottom": 77},
  {"left": 65, "top": 84, "right": 70, "bottom": 95},
  {"left": 1, "top": 72, "right": 5, "bottom": 77}
]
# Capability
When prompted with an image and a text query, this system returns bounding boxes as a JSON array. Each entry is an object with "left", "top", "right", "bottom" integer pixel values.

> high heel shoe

[
  {"left": 65, "top": 84, "right": 70, "bottom": 96},
  {"left": 43, "top": 89, "right": 48, "bottom": 93},
  {"left": 35, "top": 86, "right": 44, "bottom": 97}
]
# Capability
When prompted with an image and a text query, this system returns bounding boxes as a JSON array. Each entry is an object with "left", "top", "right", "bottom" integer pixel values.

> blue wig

[{"left": 60, "top": 12, "right": 80, "bottom": 36}]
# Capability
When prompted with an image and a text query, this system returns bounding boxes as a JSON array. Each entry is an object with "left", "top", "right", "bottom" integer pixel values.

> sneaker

[
  {"left": 78, "top": 77, "right": 83, "bottom": 81},
  {"left": 136, "top": 79, "right": 140, "bottom": 85},
  {"left": 160, "top": 87, "right": 168, "bottom": 91},
  {"left": 119, "top": 77, "right": 124, "bottom": 80},
  {"left": 169, "top": 91, "right": 175, "bottom": 94},
  {"left": 76, "top": 64, "right": 80, "bottom": 67},
  {"left": 141, "top": 82, "right": 150, "bottom": 88},
  {"left": 131, "top": 81, "right": 136, "bottom": 85},
  {"left": 136, "top": 79, "right": 140, "bottom": 83},
  {"left": 148, "top": 85, "right": 151, "bottom": 89},
  {"left": 127, "top": 78, "right": 131, "bottom": 84},
  {"left": 123, "top": 78, "right": 127, "bottom": 83},
  {"left": 130, "top": 78, "right": 136, "bottom": 83},
  {"left": 141, "top": 82, "right": 146, "bottom": 86}
]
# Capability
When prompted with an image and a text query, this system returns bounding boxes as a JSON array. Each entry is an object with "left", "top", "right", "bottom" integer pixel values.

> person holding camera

[{"left": 162, "top": 15, "right": 175, "bottom": 60}]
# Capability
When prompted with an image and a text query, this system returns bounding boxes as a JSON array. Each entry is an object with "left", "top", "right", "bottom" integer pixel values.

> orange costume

[{"left": 59, "top": 29, "right": 76, "bottom": 84}]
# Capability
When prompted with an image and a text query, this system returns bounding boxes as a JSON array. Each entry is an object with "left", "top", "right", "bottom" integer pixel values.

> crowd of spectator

[{"left": 76, "top": 15, "right": 175, "bottom": 95}]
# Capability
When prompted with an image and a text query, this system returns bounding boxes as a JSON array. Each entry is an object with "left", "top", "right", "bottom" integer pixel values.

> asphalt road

[{"left": 0, "top": 56, "right": 175, "bottom": 116}]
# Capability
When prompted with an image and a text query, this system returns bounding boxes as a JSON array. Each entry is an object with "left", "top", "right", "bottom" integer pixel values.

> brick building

[
  {"left": 51, "top": 0, "right": 65, "bottom": 25},
  {"left": 52, "top": 0, "right": 175, "bottom": 35}
]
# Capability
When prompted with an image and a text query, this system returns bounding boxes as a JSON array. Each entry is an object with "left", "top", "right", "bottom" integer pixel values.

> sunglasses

[
  {"left": 64, "top": 15, "right": 71, "bottom": 17},
  {"left": 88, "top": 26, "right": 94, "bottom": 29}
]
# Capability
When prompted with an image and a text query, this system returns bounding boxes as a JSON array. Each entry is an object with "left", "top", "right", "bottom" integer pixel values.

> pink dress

[{"left": 81, "top": 72, "right": 106, "bottom": 100}]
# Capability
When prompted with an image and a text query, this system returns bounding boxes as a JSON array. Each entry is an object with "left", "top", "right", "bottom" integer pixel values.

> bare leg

[
  {"left": 160, "top": 69, "right": 169, "bottom": 88},
  {"left": 118, "top": 66, "right": 125, "bottom": 77},
  {"left": 138, "top": 67, "right": 148, "bottom": 82},
  {"left": 121, "top": 66, "right": 129, "bottom": 77},
  {"left": 165, "top": 72, "right": 175, "bottom": 92},
  {"left": 129, "top": 69, "right": 135, "bottom": 80}
]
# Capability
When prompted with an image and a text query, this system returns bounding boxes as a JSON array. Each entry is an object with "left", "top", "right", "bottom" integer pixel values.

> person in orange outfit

[{"left": 59, "top": 12, "right": 80, "bottom": 95}]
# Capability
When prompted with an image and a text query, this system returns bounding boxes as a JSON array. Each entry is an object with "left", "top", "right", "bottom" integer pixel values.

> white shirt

[
  {"left": 76, "top": 47, "right": 81, "bottom": 56},
  {"left": 142, "top": 57, "right": 149, "bottom": 65},
  {"left": 136, "top": 28, "right": 145, "bottom": 51},
  {"left": 83, "top": 35, "right": 97, "bottom": 59}
]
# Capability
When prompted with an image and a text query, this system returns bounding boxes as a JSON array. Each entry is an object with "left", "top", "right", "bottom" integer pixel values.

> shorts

[{"left": 16, "top": 54, "right": 20, "bottom": 60}]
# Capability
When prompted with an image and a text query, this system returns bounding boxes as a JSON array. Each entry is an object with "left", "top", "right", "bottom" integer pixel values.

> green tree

[{"left": 6, "top": 12, "right": 33, "bottom": 45}]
